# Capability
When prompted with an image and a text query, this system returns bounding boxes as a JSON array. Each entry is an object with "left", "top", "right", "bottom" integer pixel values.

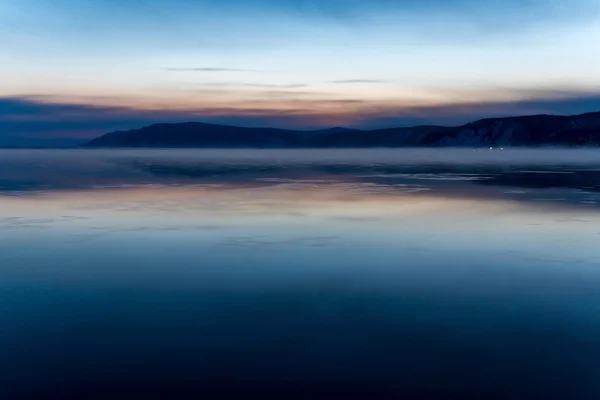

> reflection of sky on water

[
  {"left": 2, "top": 148, "right": 600, "bottom": 208},
  {"left": 1, "top": 186, "right": 599, "bottom": 283},
  {"left": 2, "top": 149, "right": 600, "bottom": 398}
]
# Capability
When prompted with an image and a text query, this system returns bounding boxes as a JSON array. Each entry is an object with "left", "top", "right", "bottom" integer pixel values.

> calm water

[{"left": 1, "top": 149, "right": 600, "bottom": 399}]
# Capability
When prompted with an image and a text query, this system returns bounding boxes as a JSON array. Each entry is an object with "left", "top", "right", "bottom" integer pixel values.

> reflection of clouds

[
  {"left": 256, "top": 178, "right": 337, "bottom": 183},
  {"left": 331, "top": 216, "right": 387, "bottom": 222},
  {"left": 514, "top": 170, "right": 576, "bottom": 174},
  {"left": 256, "top": 181, "right": 431, "bottom": 195},
  {"left": 219, "top": 235, "right": 340, "bottom": 249},
  {"left": 67, "top": 224, "right": 227, "bottom": 244},
  {"left": 532, "top": 198, "right": 567, "bottom": 202},
  {"left": 1, "top": 172, "right": 600, "bottom": 290},
  {"left": 360, "top": 173, "right": 493, "bottom": 181},
  {"left": 522, "top": 256, "right": 586, "bottom": 265},
  {"left": 91, "top": 183, "right": 227, "bottom": 190},
  {"left": 2, "top": 149, "right": 600, "bottom": 210},
  {"left": 0, "top": 215, "right": 89, "bottom": 230},
  {"left": 0, "top": 191, "right": 37, "bottom": 197},
  {"left": 402, "top": 246, "right": 428, "bottom": 252}
]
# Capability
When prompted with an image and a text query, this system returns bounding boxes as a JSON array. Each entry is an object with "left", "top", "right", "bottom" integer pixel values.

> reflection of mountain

[
  {"left": 3, "top": 148, "right": 600, "bottom": 208},
  {"left": 129, "top": 161, "right": 600, "bottom": 192},
  {"left": 477, "top": 169, "right": 600, "bottom": 191},
  {"left": 84, "top": 111, "right": 600, "bottom": 148}
]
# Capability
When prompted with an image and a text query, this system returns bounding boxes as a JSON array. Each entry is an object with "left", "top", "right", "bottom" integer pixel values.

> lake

[{"left": 1, "top": 148, "right": 600, "bottom": 399}]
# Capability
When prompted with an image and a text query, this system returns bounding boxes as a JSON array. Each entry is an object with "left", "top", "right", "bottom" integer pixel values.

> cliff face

[
  {"left": 85, "top": 112, "right": 600, "bottom": 148},
  {"left": 421, "top": 112, "right": 600, "bottom": 147}
]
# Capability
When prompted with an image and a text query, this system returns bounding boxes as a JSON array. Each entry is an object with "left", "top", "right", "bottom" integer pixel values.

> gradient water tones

[{"left": 1, "top": 149, "right": 600, "bottom": 398}]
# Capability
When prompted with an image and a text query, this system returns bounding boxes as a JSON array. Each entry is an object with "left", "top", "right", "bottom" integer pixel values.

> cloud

[
  {"left": 257, "top": 90, "right": 339, "bottom": 98},
  {"left": 201, "top": 82, "right": 308, "bottom": 89},
  {"left": 164, "top": 67, "right": 253, "bottom": 72},
  {"left": 1, "top": 88, "right": 599, "bottom": 142},
  {"left": 330, "top": 79, "right": 390, "bottom": 84},
  {"left": 351, "top": 92, "right": 600, "bottom": 128}
]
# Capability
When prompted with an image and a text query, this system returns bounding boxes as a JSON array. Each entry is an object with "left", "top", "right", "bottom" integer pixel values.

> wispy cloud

[
  {"left": 330, "top": 79, "right": 390, "bottom": 84},
  {"left": 164, "top": 67, "right": 252, "bottom": 72},
  {"left": 2, "top": 87, "right": 600, "bottom": 139},
  {"left": 201, "top": 82, "right": 308, "bottom": 89},
  {"left": 257, "top": 90, "right": 338, "bottom": 98}
]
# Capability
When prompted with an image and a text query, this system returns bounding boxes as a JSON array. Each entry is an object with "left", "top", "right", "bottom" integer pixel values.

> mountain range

[{"left": 84, "top": 111, "right": 600, "bottom": 148}]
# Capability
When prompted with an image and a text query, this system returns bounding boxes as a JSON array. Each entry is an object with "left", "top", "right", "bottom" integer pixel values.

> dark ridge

[{"left": 84, "top": 111, "right": 600, "bottom": 148}]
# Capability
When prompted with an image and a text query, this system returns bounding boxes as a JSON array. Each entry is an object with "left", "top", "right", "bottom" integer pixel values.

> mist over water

[{"left": 1, "top": 149, "right": 600, "bottom": 399}]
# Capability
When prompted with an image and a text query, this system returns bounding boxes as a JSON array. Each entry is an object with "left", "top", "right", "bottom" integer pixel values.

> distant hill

[
  {"left": 311, "top": 125, "right": 453, "bottom": 147},
  {"left": 84, "top": 111, "right": 600, "bottom": 148}
]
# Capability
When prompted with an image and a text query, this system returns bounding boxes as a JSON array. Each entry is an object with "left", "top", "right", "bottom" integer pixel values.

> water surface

[{"left": 1, "top": 149, "right": 600, "bottom": 399}]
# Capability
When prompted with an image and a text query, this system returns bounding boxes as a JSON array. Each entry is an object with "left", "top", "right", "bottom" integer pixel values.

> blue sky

[{"left": 1, "top": 0, "right": 600, "bottom": 140}]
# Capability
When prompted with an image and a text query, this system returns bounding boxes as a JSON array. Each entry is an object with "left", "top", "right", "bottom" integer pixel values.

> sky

[{"left": 1, "top": 0, "right": 600, "bottom": 142}]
